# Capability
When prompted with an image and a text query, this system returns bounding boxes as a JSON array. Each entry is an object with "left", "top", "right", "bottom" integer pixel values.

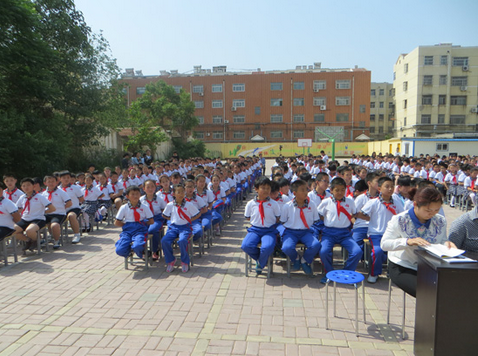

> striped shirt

[{"left": 448, "top": 207, "right": 478, "bottom": 252}]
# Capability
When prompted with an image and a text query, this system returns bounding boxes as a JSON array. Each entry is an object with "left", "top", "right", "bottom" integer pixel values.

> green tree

[{"left": 125, "top": 80, "right": 197, "bottom": 153}]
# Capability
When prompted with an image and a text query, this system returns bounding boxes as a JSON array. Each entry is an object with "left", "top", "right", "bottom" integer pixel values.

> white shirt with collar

[
  {"left": 82, "top": 185, "right": 103, "bottom": 202},
  {"left": 361, "top": 196, "right": 404, "bottom": 235},
  {"left": 245, "top": 197, "right": 281, "bottom": 228},
  {"left": 42, "top": 188, "right": 71, "bottom": 215},
  {"left": 98, "top": 184, "right": 114, "bottom": 201},
  {"left": 162, "top": 200, "right": 199, "bottom": 225},
  {"left": 280, "top": 198, "right": 319, "bottom": 229},
  {"left": 60, "top": 184, "right": 83, "bottom": 210},
  {"left": 0, "top": 197, "right": 18, "bottom": 229},
  {"left": 3, "top": 188, "right": 24, "bottom": 204},
  {"left": 271, "top": 193, "right": 290, "bottom": 209},
  {"left": 307, "top": 190, "right": 331, "bottom": 207},
  {"left": 140, "top": 194, "right": 166, "bottom": 216},
  {"left": 353, "top": 192, "right": 378, "bottom": 229},
  {"left": 318, "top": 196, "right": 356, "bottom": 228},
  {"left": 16, "top": 193, "right": 51, "bottom": 221},
  {"left": 185, "top": 193, "right": 207, "bottom": 211},
  {"left": 116, "top": 201, "right": 153, "bottom": 223}
]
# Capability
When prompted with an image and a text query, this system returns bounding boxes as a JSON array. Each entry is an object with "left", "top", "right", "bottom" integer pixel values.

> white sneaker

[
  {"left": 53, "top": 240, "right": 61, "bottom": 249},
  {"left": 72, "top": 234, "right": 81, "bottom": 244},
  {"left": 367, "top": 275, "right": 378, "bottom": 283}
]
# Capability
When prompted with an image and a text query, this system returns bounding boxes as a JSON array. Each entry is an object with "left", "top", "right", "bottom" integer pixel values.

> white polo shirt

[
  {"left": 98, "top": 184, "right": 114, "bottom": 201},
  {"left": 162, "top": 200, "right": 199, "bottom": 225},
  {"left": 318, "top": 196, "right": 356, "bottom": 228},
  {"left": 280, "top": 199, "right": 319, "bottom": 229},
  {"left": 353, "top": 193, "right": 378, "bottom": 229},
  {"left": 272, "top": 193, "right": 290, "bottom": 209},
  {"left": 16, "top": 193, "right": 51, "bottom": 221},
  {"left": 3, "top": 188, "right": 23, "bottom": 204},
  {"left": 210, "top": 187, "right": 226, "bottom": 201},
  {"left": 444, "top": 173, "right": 458, "bottom": 185},
  {"left": 82, "top": 185, "right": 104, "bottom": 202},
  {"left": 196, "top": 189, "right": 215, "bottom": 205},
  {"left": 0, "top": 197, "right": 18, "bottom": 229},
  {"left": 361, "top": 196, "right": 404, "bottom": 235},
  {"left": 42, "top": 188, "right": 71, "bottom": 215},
  {"left": 116, "top": 202, "right": 153, "bottom": 223},
  {"left": 245, "top": 197, "right": 281, "bottom": 228},
  {"left": 185, "top": 193, "right": 207, "bottom": 211},
  {"left": 60, "top": 184, "right": 83, "bottom": 210},
  {"left": 307, "top": 190, "right": 330, "bottom": 207},
  {"left": 140, "top": 194, "right": 166, "bottom": 216},
  {"left": 110, "top": 181, "right": 124, "bottom": 196},
  {"left": 464, "top": 176, "right": 477, "bottom": 189},
  {"left": 158, "top": 189, "right": 174, "bottom": 204}
]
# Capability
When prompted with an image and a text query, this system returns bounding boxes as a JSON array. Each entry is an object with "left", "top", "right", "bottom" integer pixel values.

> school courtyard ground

[{"left": 0, "top": 161, "right": 465, "bottom": 356}]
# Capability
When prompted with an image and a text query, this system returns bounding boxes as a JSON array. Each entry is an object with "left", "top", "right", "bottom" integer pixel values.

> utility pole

[{"left": 315, "top": 128, "right": 344, "bottom": 161}]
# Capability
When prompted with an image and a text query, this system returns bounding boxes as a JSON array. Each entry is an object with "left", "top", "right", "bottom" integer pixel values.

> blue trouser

[
  {"left": 241, "top": 226, "right": 276, "bottom": 268},
  {"left": 212, "top": 202, "right": 224, "bottom": 226},
  {"left": 352, "top": 227, "right": 368, "bottom": 260},
  {"left": 369, "top": 234, "right": 387, "bottom": 277},
  {"left": 201, "top": 211, "right": 212, "bottom": 230},
  {"left": 320, "top": 227, "right": 362, "bottom": 273},
  {"left": 116, "top": 221, "right": 149, "bottom": 258},
  {"left": 281, "top": 228, "right": 321, "bottom": 264},
  {"left": 161, "top": 224, "right": 192, "bottom": 264},
  {"left": 225, "top": 196, "right": 232, "bottom": 207},
  {"left": 311, "top": 220, "right": 325, "bottom": 240},
  {"left": 148, "top": 215, "right": 165, "bottom": 253},
  {"left": 273, "top": 222, "right": 285, "bottom": 238},
  {"left": 192, "top": 220, "right": 203, "bottom": 241}
]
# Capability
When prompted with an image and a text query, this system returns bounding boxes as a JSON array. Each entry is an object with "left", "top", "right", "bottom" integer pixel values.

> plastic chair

[
  {"left": 387, "top": 278, "right": 407, "bottom": 339},
  {"left": 325, "top": 270, "right": 366, "bottom": 336},
  {"left": 124, "top": 234, "right": 153, "bottom": 270}
]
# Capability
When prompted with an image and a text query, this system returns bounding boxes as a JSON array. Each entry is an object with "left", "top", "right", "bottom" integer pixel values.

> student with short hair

[
  {"left": 184, "top": 179, "right": 207, "bottom": 243},
  {"left": 281, "top": 180, "right": 321, "bottom": 275},
  {"left": 0, "top": 182, "right": 21, "bottom": 242},
  {"left": 140, "top": 180, "right": 166, "bottom": 260},
  {"left": 308, "top": 173, "right": 331, "bottom": 240},
  {"left": 59, "top": 171, "right": 84, "bottom": 244},
  {"left": 3, "top": 174, "right": 23, "bottom": 203},
  {"left": 81, "top": 174, "right": 104, "bottom": 233},
  {"left": 195, "top": 174, "right": 214, "bottom": 232}
]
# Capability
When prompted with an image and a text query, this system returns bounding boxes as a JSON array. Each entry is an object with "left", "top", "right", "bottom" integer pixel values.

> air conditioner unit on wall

[
  {"left": 314, "top": 89, "right": 320, "bottom": 93},
  {"left": 320, "top": 105, "right": 326, "bottom": 110},
  {"left": 231, "top": 107, "right": 237, "bottom": 111},
  {"left": 207, "top": 133, "right": 210, "bottom": 136},
  {"left": 471, "top": 106, "right": 478, "bottom": 113},
  {"left": 225, "top": 120, "right": 229, "bottom": 124},
  {"left": 460, "top": 86, "right": 467, "bottom": 91},
  {"left": 199, "top": 92, "right": 204, "bottom": 96},
  {"left": 462, "top": 65, "right": 469, "bottom": 71}
]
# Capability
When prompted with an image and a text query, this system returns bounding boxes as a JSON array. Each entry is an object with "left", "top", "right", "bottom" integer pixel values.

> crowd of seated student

[
  {"left": 242, "top": 152, "right": 476, "bottom": 288},
  {"left": 1, "top": 155, "right": 263, "bottom": 273}
]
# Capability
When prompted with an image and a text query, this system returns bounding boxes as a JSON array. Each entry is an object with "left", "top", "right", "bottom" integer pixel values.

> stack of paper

[{"left": 423, "top": 244, "right": 477, "bottom": 263}]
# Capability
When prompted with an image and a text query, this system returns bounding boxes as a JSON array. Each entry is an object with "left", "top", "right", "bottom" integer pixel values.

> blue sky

[{"left": 75, "top": 0, "right": 478, "bottom": 82}]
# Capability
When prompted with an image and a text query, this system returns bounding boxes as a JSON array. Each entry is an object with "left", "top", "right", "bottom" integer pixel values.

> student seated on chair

[
  {"left": 0, "top": 182, "right": 21, "bottom": 242},
  {"left": 280, "top": 179, "right": 321, "bottom": 276},
  {"left": 318, "top": 177, "right": 361, "bottom": 284},
  {"left": 241, "top": 177, "right": 281, "bottom": 275},
  {"left": 357, "top": 177, "right": 404, "bottom": 284},
  {"left": 161, "top": 184, "right": 200, "bottom": 273},
  {"left": 115, "top": 185, "right": 153, "bottom": 260}
]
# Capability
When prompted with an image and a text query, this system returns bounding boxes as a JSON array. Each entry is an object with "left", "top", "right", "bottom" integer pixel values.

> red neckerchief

[
  {"left": 315, "top": 190, "right": 325, "bottom": 200},
  {"left": 426, "top": 171, "right": 429, "bottom": 179},
  {"left": 366, "top": 191, "right": 379, "bottom": 199},
  {"left": 452, "top": 175, "right": 457, "bottom": 184},
  {"left": 471, "top": 180, "right": 475, "bottom": 190},
  {"left": 5, "top": 188, "right": 17, "bottom": 200},
  {"left": 255, "top": 197, "right": 270, "bottom": 226},
  {"left": 61, "top": 184, "right": 71, "bottom": 192},
  {"left": 84, "top": 185, "right": 93, "bottom": 197},
  {"left": 335, "top": 198, "right": 352, "bottom": 222},
  {"left": 111, "top": 184, "right": 116, "bottom": 193},
  {"left": 24, "top": 192, "right": 36, "bottom": 214},
  {"left": 145, "top": 195, "right": 156, "bottom": 214},
  {"left": 346, "top": 185, "right": 354, "bottom": 198},
  {"left": 128, "top": 202, "right": 141, "bottom": 222},
  {"left": 175, "top": 200, "right": 192, "bottom": 224},
  {"left": 293, "top": 198, "right": 310, "bottom": 229},
  {"left": 100, "top": 184, "right": 108, "bottom": 191},
  {"left": 47, "top": 188, "right": 57, "bottom": 201},
  {"left": 160, "top": 189, "right": 171, "bottom": 203},
  {"left": 381, "top": 195, "right": 397, "bottom": 215},
  {"left": 212, "top": 188, "right": 221, "bottom": 200}
]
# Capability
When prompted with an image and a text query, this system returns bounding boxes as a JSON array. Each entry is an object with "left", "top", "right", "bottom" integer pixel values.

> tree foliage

[
  {"left": 125, "top": 80, "right": 197, "bottom": 153},
  {"left": 171, "top": 138, "right": 206, "bottom": 159},
  {"left": 0, "top": 0, "right": 127, "bottom": 178}
]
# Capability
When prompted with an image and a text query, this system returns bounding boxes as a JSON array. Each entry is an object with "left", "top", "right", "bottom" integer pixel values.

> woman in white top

[{"left": 381, "top": 187, "right": 456, "bottom": 297}]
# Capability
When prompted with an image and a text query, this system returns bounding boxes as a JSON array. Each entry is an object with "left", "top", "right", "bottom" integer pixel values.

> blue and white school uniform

[
  {"left": 110, "top": 181, "right": 124, "bottom": 197},
  {"left": 318, "top": 196, "right": 361, "bottom": 273},
  {"left": 463, "top": 176, "right": 477, "bottom": 203},
  {"left": 196, "top": 189, "right": 214, "bottom": 230},
  {"left": 307, "top": 190, "right": 331, "bottom": 239},
  {"left": 210, "top": 187, "right": 226, "bottom": 225},
  {"left": 140, "top": 194, "right": 167, "bottom": 253},
  {"left": 115, "top": 201, "right": 153, "bottom": 258},
  {"left": 16, "top": 192, "right": 51, "bottom": 229},
  {"left": 0, "top": 197, "right": 18, "bottom": 238},
  {"left": 242, "top": 197, "right": 281, "bottom": 268},
  {"left": 352, "top": 192, "right": 379, "bottom": 257},
  {"left": 161, "top": 200, "right": 200, "bottom": 265},
  {"left": 3, "top": 188, "right": 23, "bottom": 204},
  {"left": 361, "top": 196, "right": 404, "bottom": 277},
  {"left": 280, "top": 198, "right": 321, "bottom": 265},
  {"left": 185, "top": 193, "right": 207, "bottom": 241},
  {"left": 158, "top": 189, "right": 174, "bottom": 206}
]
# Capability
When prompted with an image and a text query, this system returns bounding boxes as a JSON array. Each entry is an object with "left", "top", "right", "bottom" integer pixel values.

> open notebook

[{"left": 422, "top": 244, "right": 478, "bottom": 263}]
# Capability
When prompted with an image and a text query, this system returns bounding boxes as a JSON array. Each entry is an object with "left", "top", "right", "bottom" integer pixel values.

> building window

[
  {"left": 438, "top": 114, "right": 445, "bottom": 124},
  {"left": 212, "top": 116, "right": 223, "bottom": 124},
  {"left": 389, "top": 102, "right": 394, "bottom": 108},
  {"left": 403, "top": 100, "right": 407, "bottom": 109},
  {"left": 255, "top": 106, "right": 260, "bottom": 115},
  {"left": 421, "top": 115, "right": 431, "bottom": 124},
  {"left": 336, "top": 113, "right": 349, "bottom": 122},
  {"left": 194, "top": 101, "right": 204, "bottom": 109},
  {"left": 379, "top": 102, "right": 384, "bottom": 108},
  {"left": 335, "top": 96, "right": 350, "bottom": 106},
  {"left": 379, "top": 89, "right": 385, "bottom": 96},
  {"left": 404, "top": 117, "right": 407, "bottom": 126},
  {"left": 314, "top": 113, "right": 325, "bottom": 122},
  {"left": 359, "top": 121, "right": 365, "bottom": 128},
  {"left": 393, "top": 72, "right": 396, "bottom": 80},
  {"left": 379, "top": 114, "right": 384, "bottom": 121},
  {"left": 212, "top": 100, "right": 223, "bottom": 108},
  {"left": 438, "top": 95, "right": 446, "bottom": 105},
  {"left": 213, "top": 131, "right": 223, "bottom": 139},
  {"left": 232, "top": 99, "right": 245, "bottom": 108},
  {"left": 335, "top": 80, "right": 351, "bottom": 89},
  {"left": 404, "top": 63, "right": 409, "bottom": 73},
  {"left": 270, "top": 114, "right": 283, "bottom": 123},
  {"left": 233, "top": 115, "right": 245, "bottom": 123},
  {"left": 293, "top": 98, "right": 305, "bottom": 106},
  {"left": 233, "top": 131, "right": 245, "bottom": 139},
  {"left": 370, "top": 114, "right": 375, "bottom": 121},
  {"left": 173, "top": 86, "right": 182, "bottom": 94},
  {"left": 450, "top": 115, "right": 466, "bottom": 124},
  {"left": 212, "top": 84, "right": 223, "bottom": 93},
  {"left": 359, "top": 105, "right": 366, "bottom": 113},
  {"left": 370, "top": 127, "right": 375, "bottom": 134},
  {"left": 195, "top": 132, "right": 204, "bottom": 139},
  {"left": 423, "top": 75, "right": 433, "bottom": 86},
  {"left": 379, "top": 127, "right": 384, "bottom": 133},
  {"left": 422, "top": 95, "right": 432, "bottom": 105},
  {"left": 136, "top": 87, "right": 146, "bottom": 94},
  {"left": 293, "top": 130, "right": 304, "bottom": 138},
  {"left": 270, "top": 130, "right": 283, "bottom": 138},
  {"left": 270, "top": 82, "right": 283, "bottom": 91},
  {"left": 313, "top": 80, "right": 326, "bottom": 90},
  {"left": 452, "top": 57, "right": 469, "bottom": 66},
  {"left": 254, "top": 123, "right": 260, "bottom": 130},
  {"left": 389, "top": 89, "right": 394, "bottom": 96},
  {"left": 371, "top": 89, "right": 376, "bottom": 96},
  {"left": 193, "top": 85, "right": 204, "bottom": 93},
  {"left": 293, "top": 81, "right": 304, "bottom": 90},
  {"left": 450, "top": 96, "right": 467, "bottom": 105},
  {"left": 439, "top": 75, "right": 447, "bottom": 85},
  {"left": 313, "top": 97, "right": 326, "bottom": 106},
  {"left": 424, "top": 56, "right": 434, "bottom": 65},
  {"left": 388, "top": 113, "right": 394, "bottom": 120},
  {"left": 451, "top": 76, "right": 468, "bottom": 86},
  {"left": 436, "top": 143, "right": 449, "bottom": 151},
  {"left": 370, "top": 102, "right": 375, "bottom": 108},
  {"left": 293, "top": 114, "right": 304, "bottom": 123},
  {"left": 270, "top": 98, "right": 283, "bottom": 107},
  {"left": 197, "top": 116, "right": 204, "bottom": 125},
  {"left": 232, "top": 83, "right": 245, "bottom": 92},
  {"left": 440, "top": 55, "right": 448, "bottom": 65},
  {"left": 403, "top": 82, "right": 408, "bottom": 91}
]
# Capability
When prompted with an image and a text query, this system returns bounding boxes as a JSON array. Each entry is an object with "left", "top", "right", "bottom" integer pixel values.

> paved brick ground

[{"left": 0, "top": 185, "right": 464, "bottom": 355}]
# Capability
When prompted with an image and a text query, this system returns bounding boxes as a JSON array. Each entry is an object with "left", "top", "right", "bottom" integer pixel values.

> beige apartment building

[
  {"left": 370, "top": 82, "right": 395, "bottom": 140},
  {"left": 393, "top": 44, "right": 478, "bottom": 138}
]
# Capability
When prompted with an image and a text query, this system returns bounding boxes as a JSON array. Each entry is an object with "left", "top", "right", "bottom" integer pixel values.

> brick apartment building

[{"left": 120, "top": 64, "right": 371, "bottom": 143}]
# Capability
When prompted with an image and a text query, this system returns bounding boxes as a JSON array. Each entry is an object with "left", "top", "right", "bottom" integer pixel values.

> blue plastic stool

[{"left": 325, "top": 270, "right": 366, "bottom": 336}]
